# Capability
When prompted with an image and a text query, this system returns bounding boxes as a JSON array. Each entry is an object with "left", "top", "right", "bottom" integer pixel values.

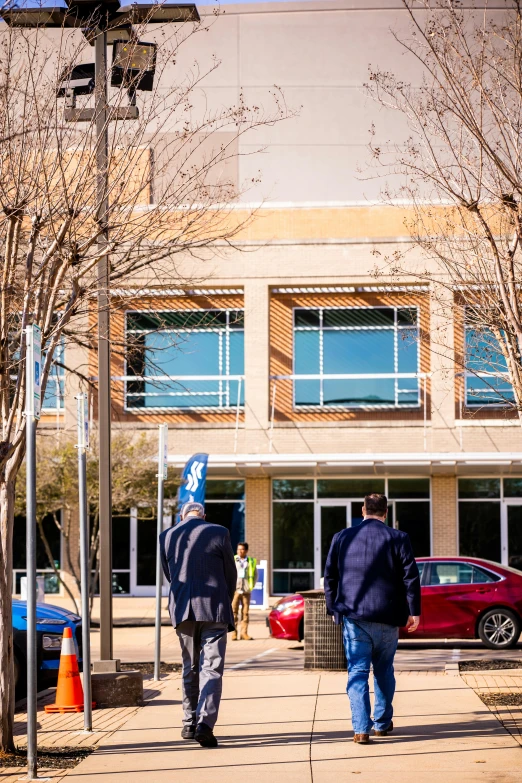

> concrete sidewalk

[{"left": 62, "top": 669, "right": 521, "bottom": 783}]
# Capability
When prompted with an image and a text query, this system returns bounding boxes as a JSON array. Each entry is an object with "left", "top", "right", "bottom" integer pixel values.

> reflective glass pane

[
  {"left": 128, "top": 310, "right": 228, "bottom": 331},
  {"left": 504, "top": 479, "right": 522, "bottom": 498},
  {"left": 112, "top": 513, "right": 130, "bottom": 569},
  {"left": 295, "top": 309, "right": 320, "bottom": 327},
  {"left": 466, "top": 328, "right": 508, "bottom": 374},
  {"left": 136, "top": 509, "right": 158, "bottom": 585},
  {"left": 112, "top": 573, "right": 130, "bottom": 594},
  {"left": 473, "top": 566, "right": 499, "bottom": 583},
  {"left": 273, "top": 571, "right": 314, "bottom": 594},
  {"left": 388, "top": 479, "right": 430, "bottom": 499},
  {"left": 466, "top": 375, "right": 513, "bottom": 406},
  {"left": 273, "top": 480, "right": 314, "bottom": 500},
  {"left": 323, "top": 308, "right": 395, "bottom": 327},
  {"left": 206, "top": 480, "right": 245, "bottom": 500},
  {"left": 144, "top": 331, "right": 220, "bottom": 376},
  {"left": 318, "top": 479, "right": 385, "bottom": 498},
  {"left": 395, "top": 501, "right": 430, "bottom": 556},
  {"left": 398, "top": 308, "right": 418, "bottom": 326},
  {"left": 321, "top": 506, "right": 347, "bottom": 571},
  {"left": 323, "top": 330, "right": 394, "bottom": 374},
  {"left": 295, "top": 379, "right": 320, "bottom": 405},
  {"left": 458, "top": 479, "right": 500, "bottom": 499},
  {"left": 323, "top": 378, "right": 395, "bottom": 406},
  {"left": 273, "top": 502, "right": 314, "bottom": 569},
  {"left": 351, "top": 501, "right": 364, "bottom": 528},
  {"left": 459, "top": 501, "right": 501, "bottom": 561},
  {"left": 206, "top": 502, "right": 245, "bottom": 551},
  {"left": 428, "top": 562, "right": 472, "bottom": 585},
  {"left": 397, "top": 329, "right": 418, "bottom": 373},
  {"left": 295, "top": 330, "right": 319, "bottom": 374},
  {"left": 229, "top": 330, "right": 244, "bottom": 375},
  {"left": 508, "top": 506, "right": 522, "bottom": 572}
]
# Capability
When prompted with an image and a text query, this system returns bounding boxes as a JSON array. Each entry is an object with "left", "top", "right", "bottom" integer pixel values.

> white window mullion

[
  {"left": 319, "top": 307, "right": 324, "bottom": 408},
  {"left": 394, "top": 308, "right": 399, "bottom": 407}
]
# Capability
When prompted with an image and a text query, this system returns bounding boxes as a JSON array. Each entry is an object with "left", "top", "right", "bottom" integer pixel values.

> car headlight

[
  {"left": 23, "top": 617, "right": 68, "bottom": 626},
  {"left": 276, "top": 599, "right": 302, "bottom": 614},
  {"left": 42, "top": 634, "right": 63, "bottom": 650}
]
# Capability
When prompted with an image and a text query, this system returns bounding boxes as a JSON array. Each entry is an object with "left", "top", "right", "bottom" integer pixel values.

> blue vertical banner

[{"left": 176, "top": 453, "right": 209, "bottom": 521}]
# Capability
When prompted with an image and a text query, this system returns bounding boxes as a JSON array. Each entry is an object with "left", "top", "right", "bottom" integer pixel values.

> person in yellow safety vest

[{"left": 231, "top": 542, "right": 258, "bottom": 641}]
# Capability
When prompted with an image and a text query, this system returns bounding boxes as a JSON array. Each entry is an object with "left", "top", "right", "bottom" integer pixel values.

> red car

[{"left": 268, "top": 557, "right": 522, "bottom": 649}]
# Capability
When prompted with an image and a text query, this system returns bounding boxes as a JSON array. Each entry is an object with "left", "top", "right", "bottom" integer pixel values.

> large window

[
  {"left": 205, "top": 480, "right": 245, "bottom": 551},
  {"left": 458, "top": 478, "right": 522, "bottom": 570},
  {"left": 125, "top": 309, "right": 244, "bottom": 410},
  {"left": 13, "top": 513, "right": 62, "bottom": 594},
  {"left": 272, "top": 477, "right": 430, "bottom": 594},
  {"left": 293, "top": 306, "right": 420, "bottom": 408},
  {"left": 465, "top": 326, "right": 514, "bottom": 406}
]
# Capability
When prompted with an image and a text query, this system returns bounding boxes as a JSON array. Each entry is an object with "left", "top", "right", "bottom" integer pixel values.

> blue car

[{"left": 12, "top": 600, "right": 83, "bottom": 691}]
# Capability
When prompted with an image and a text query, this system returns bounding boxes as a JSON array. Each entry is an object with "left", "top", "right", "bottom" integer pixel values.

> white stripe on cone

[{"left": 61, "top": 635, "right": 76, "bottom": 656}]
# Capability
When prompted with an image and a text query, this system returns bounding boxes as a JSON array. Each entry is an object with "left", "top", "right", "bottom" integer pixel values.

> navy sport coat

[
  {"left": 159, "top": 516, "right": 237, "bottom": 631},
  {"left": 324, "top": 518, "right": 421, "bottom": 627}
]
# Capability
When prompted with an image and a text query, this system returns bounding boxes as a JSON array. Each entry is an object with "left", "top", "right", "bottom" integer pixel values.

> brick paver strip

[
  {"left": 0, "top": 675, "right": 173, "bottom": 779},
  {"left": 462, "top": 669, "right": 522, "bottom": 746}
]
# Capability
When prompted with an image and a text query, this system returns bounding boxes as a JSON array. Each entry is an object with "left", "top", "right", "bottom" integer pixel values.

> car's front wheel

[{"left": 478, "top": 608, "right": 521, "bottom": 649}]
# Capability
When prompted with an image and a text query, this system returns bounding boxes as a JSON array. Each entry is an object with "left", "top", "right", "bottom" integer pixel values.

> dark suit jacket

[
  {"left": 159, "top": 516, "right": 237, "bottom": 630},
  {"left": 324, "top": 518, "right": 421, "bottom": 627}
]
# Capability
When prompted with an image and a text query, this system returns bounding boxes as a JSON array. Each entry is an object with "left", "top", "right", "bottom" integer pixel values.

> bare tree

[
  {"left": 0, "top": 15, "right": 290, "bottom": 751},
  {"left": 14, "top": 431, "right": 179, "bottom": 615},
  {"left": 366, "top": 0, "right": 522, "bottom": 418}
]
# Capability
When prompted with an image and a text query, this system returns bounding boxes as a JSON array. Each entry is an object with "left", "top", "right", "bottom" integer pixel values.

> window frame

[
  {"left": 124, "top": 308, "right": 245, "bottom": 413},
  {"left": 291, "top": 305, "right": 422, "bottom": 410},
  {"left": 271, "top": 476, "right": 432, "bottom": 594},
  {"left": 464, "top": 321, "right": 513, "bottom": 408},
  {"left": 424, "top": 559, "right": 504, "bottom": 586}
]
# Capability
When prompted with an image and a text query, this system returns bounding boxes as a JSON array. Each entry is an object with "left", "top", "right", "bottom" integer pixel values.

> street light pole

[{"left": 94, "top": 30, "right": 113, "bottom": 662}]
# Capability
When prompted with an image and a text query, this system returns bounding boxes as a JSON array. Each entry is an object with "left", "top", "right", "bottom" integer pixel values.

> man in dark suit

[
  {"left": 324, "top": 493, "right": 421, "bottom": 745},
  {"left": 159, "top": 501, "right": 237, "bottom": 748}
]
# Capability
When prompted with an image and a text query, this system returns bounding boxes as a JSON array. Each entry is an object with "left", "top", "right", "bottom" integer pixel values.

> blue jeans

[{"left": 342, "top": 617, "right": 399, "bottom": 735}]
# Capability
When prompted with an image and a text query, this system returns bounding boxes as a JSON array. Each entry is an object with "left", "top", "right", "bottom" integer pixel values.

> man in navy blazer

[
  {"left": 160, "top": 501, "right": 237, "bottom": 748},
  {"left": 324, "top": 493, "right": 421, "bottom": 745}
]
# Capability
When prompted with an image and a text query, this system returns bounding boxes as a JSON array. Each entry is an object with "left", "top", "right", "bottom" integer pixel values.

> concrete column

[
  {"left": 245, "top": 477, "right": 271, "bottom": 565},
  {"left": 429, "top": 283, "right": 458, "bottom": 450},
  {"left": 431, "top": 475, "right": 458, "bottom": 555},
  {"left": 243, "top": 280, "right": 270, "bottom": 450}
]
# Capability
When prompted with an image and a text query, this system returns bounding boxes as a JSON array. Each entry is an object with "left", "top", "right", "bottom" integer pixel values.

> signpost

[
  {"left": 153, "top": 424, "right": 168, "bottom": 681},
  {"left": 25, "top": 324, "right": 41, "bottom": 780},
  {"left": 76, "top": 393, "right": 93, "bottom": 731}
]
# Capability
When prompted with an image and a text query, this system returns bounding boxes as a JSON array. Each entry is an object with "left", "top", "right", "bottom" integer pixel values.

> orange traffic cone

[{"left": 44, "top": 627, "right": 95, "bottom": 713}]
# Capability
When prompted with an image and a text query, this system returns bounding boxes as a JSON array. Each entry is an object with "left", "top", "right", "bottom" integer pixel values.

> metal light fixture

[
  {"left": 111, "top": 39, "right": 157, "bottom": 91},
  {"left": 57, "top": 62, "right": 95, "bottom": 96}
]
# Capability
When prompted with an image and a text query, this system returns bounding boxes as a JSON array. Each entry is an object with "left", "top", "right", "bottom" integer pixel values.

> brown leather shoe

[
  {"left": 374, "top": 721, "right": 393, "bottom": 737},
  {"left": 240, "top": 633, "right": 253, "bottom": 640},
  {"left": 353, "top": 734, "right": 370, "bottom": 744},
  {"left": 231, "top": 631, "right": 238, "bottom": 641}
]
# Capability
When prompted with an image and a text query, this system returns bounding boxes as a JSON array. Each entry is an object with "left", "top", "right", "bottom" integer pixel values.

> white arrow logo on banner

[{"left": 186, "top": 461, "right": 204, "bottom": 493}]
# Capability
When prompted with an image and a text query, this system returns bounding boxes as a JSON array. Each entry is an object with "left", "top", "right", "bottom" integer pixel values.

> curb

[{"left": 445, "top": 662, "right": 460, "bottom": 676}]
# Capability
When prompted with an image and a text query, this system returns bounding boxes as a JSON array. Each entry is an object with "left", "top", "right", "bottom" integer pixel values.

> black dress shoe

[
  {"left": 195, "top": 723, "right": 218, "bottom": 748},
  {"left": 181, "top": 725, "right": 196, "bottom": 739}
]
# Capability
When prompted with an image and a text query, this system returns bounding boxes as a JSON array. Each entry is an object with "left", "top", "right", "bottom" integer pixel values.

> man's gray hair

[{"left": 181, "top": 501, "right": 205, "bottom": 520}]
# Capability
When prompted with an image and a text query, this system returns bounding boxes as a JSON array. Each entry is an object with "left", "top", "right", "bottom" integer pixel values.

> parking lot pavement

[{"left": 95, "top": 614, "right": 522, "bottom": 673}]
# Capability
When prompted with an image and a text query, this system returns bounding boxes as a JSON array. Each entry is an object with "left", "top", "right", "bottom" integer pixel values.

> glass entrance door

[
  {"left": 507, "top": 505, "right": 522, "bottom": 571},
  {"left": 130, "top": 508, "right": 171, "bottom": 596},
  {"left": 315, "top": 504, "right": 349, "bottom": 587}
]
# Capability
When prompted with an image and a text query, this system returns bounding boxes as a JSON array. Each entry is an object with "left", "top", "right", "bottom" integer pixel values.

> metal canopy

[{"left": 166, "top": 452, "right": 522, "bottom": 478}]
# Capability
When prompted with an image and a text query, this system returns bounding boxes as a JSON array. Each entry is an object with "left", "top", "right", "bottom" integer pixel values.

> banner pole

[{"left": 154, "top": 424, "right": 168, "bottom": 682}]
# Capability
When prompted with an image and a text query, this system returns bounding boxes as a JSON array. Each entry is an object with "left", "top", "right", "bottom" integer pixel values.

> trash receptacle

[{"left": 303, "top": 589, "right": 346, "bottom": 671}]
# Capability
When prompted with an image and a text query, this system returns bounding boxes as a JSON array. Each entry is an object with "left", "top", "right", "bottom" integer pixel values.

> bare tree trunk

[{"left": 0, "top": 477, "right": 16, "bottom": 752}]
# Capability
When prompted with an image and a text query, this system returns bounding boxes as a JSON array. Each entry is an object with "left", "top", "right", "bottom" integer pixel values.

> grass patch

[
  {"left": 480, "top": 692, "right": 522, "bottom": 707},
  {"left": 0, "top": 747, "right": 93, "bottom": 770},
  {"left": 460, "top": 659, "right": 522, "bottom": 672}
]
